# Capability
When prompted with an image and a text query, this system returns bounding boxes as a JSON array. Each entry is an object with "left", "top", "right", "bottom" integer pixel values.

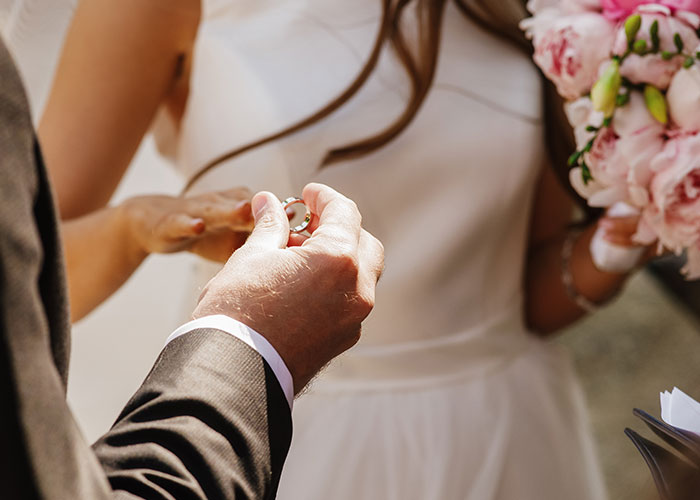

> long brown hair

[{"left": 183, "top": 0, "right": 574, "bottom": 193}]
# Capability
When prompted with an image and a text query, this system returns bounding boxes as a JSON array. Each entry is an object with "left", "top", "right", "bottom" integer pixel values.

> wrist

[
  {"left": 570, "top": 224, "right": 629, "bottom": 305},
  {"left": 193, "top": 294, "right": 312, "bottom": 394},
  {"left": 115, "top": 200, "right": 150, "bottom": 264}
]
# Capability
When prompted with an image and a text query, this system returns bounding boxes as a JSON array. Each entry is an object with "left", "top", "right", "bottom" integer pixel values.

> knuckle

[
  {"left": 355, "top": 293, "right": 374, "bottom": 317},
  {"left": 346, "top": 198, "right": 360, "bottom": 216},
  {"left": 331, "top": 251, "right": 360, "bottom": 279},
  {"left": 344, "top": 198, "right": 362, "bottom": 224},
  {"left": 373, "top": 234, "right": 385, "bottom": 255},
  {"left": 370, "top": 234, "right": 384, "bottom": 261},
  {"left": 329, "top": 196, "right": 360, "bottom": 220}
]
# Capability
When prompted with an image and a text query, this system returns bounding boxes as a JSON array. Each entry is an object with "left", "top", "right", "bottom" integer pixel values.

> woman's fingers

[
  {"left": 598, "top": 215, "right": 643, "bottom": 247},
  {"left": 189, "top": 231, "right": 250, "bottom": 262},
  {"left": 161, "top": 213, "right": 206, "bottom": 240},
  {"left": 185, "top": 190, "right": 254, "bottom": 232}
]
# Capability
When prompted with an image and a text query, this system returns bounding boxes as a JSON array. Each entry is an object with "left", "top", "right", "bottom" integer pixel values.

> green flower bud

[
  {"left": 633, "top": 39, "right": 648, "bottom": 54},
  {"left": 644, "top": 84, "right": 668, "bottom": 124},
  {"left": 591, "top": 60, "right": 622, "bottom": 117},
  {"left": 674, "top": 33, "right": 684, "bottom": 53},
  {"left": 684, "top": 57, "right": 695, "bottom": 68},
  {"left": 662, "top": 50, "right": 674, "bottom": 61},
  {"left": 650, "top": 20, "right": 660, "bottom": 51},
  {"left": 625, "top": 14, "right": 642, "bottom": 45}
]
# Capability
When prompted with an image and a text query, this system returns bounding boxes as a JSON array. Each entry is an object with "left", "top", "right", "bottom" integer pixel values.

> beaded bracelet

[{"left": 561, "top": 228, "right": 599, "bottom": 314}]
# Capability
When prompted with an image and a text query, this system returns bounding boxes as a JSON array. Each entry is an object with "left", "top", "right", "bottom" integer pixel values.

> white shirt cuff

[{"left": 165, "top": 315, "right": 294, "bottom": 409}]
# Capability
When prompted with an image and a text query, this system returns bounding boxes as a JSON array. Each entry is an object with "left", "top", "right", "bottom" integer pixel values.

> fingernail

[
  {"left": 191, "top": 219, "right": 206, "bottom": 234},
  {"left": 252, "top": 195, "right": 269, "bottom": 221}
]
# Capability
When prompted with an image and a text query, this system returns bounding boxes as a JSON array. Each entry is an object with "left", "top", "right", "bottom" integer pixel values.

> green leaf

[
  {"left": 568, "top": 150, "right": 582, "bottom": 167},
  {"left": 662, "top": 50, "right": 674, "bottom": 61},
  {"left": 674, "top": 33, "right": 684, "bottom": 53},
  {"left": 625, "top": 14, "right": 643, "bottom": 45},
  {"left": 616, "top": 93, "right": 631, "bottom": 106},
  {"left": 644, "top": 84, "right": 668, "bottom": 124},
  {"left": 633, "top": 39, "right": 648, "bottom": 54},
  {"left": 583, "top": 138, "right": 595, "bottom": 153},
  {"left": 585, "top": 125, "right": 599, "bottom": 132},
  {"left": 581, "top": 162, "right": 593, "bottom": 185},
  {"left": 684, "top": 57, "right": 695, "bottom": 68},
  {"left": 603, "top": 117, "right": 613, "bottom": 128},
  {"left": 650, "top": 20, "right": 660, "bottom": 51}
]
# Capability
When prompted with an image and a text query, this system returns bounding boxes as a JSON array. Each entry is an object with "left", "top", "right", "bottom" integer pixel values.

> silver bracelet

[{"left": 561, "top": 228, "right": 599, "bottom": 314}]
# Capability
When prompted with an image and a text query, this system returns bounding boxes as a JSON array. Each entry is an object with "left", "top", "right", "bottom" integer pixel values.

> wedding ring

[{"left": 282, "top": 197, "right": 311, "bottom": 233}]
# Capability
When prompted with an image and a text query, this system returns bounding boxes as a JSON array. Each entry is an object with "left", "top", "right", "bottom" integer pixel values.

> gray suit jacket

[{"left": 0, "top": 38, "right": 292, "bottom": 499}]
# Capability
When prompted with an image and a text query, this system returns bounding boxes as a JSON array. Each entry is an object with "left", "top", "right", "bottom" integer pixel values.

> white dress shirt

[{"left": 166, "top": 315, "right": 294, "bottom": 409}]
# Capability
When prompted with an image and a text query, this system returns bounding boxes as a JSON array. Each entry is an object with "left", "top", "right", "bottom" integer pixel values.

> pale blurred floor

[{"left": 559, "top": 271, "right": 700, "bottom": 500}]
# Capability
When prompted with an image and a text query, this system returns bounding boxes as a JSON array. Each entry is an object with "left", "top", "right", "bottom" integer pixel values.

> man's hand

[{"left": 193, "top": 183, "right": 384, "bottom": 393}]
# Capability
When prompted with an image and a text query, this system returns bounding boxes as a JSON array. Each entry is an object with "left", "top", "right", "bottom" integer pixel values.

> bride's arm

[
  {"left": 39, "top": 0, "right": 200, "bottom": 219},
  {"left": 524, "top": 163, "right": 647, "bottom": 335},
  {"left": 37, "top": 0, "right": 206, "bottom": 320}
]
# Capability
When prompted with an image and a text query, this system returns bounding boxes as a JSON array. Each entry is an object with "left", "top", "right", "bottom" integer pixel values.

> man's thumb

[{"left": 245, "top": 192, "right": 289, "bottom": 249}]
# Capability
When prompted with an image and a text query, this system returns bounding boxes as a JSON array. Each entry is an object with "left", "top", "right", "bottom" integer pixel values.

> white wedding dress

[{"left": 3, "top": 0, "right": 608, "bottom": 498}]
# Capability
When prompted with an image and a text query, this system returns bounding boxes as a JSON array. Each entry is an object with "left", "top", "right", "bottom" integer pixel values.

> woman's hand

[
  {"left": 120, "top": 187, "right": 255, "bottom": 263},
  {"left": 525, "top": 164, "right": 661, "bottom": 335},
  {"left": 595, "top": 212, "right": 660, "bottom": 269},
  {"left": 597, "top": 214, "right": 645, "bottom": 248},
  {"left": 64, "top": 187, "right": 255, "bottom": 322}
]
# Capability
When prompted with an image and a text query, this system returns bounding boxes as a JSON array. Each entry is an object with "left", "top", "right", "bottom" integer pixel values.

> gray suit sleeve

[{"left": 92, "top": 329, "right": 293, "bottom": 500}]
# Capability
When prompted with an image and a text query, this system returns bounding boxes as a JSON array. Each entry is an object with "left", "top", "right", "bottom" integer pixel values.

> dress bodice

[{"left": 168, "top": 0, "right": 546, "bottom": 352}]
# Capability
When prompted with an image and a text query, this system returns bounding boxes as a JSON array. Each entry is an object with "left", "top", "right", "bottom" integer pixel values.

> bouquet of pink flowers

[{"left": 522, "top": 0, "right": 700, "bottom": 277}]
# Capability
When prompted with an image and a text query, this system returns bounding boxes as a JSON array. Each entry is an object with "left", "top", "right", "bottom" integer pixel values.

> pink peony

[
  {"left": 612, "top": 5, "right": 700, "bottom": 89},
  {"left": 602, "top": 0, "right": 700, "bottom": 20},
  {"left": 567, "top": 92, "right": 665, "bottom": 207},
  {"left": 667, "top": 60, "right": 700, "bottom": 130},
  {"left": 641, "top": 133, "right": 700, "bottom": 277},
  {"left": 524, "top": 12, "right": 616, "bottom": 100},
  {"left": 565, "top": 97, "right": 606, "bottom": 149}
]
